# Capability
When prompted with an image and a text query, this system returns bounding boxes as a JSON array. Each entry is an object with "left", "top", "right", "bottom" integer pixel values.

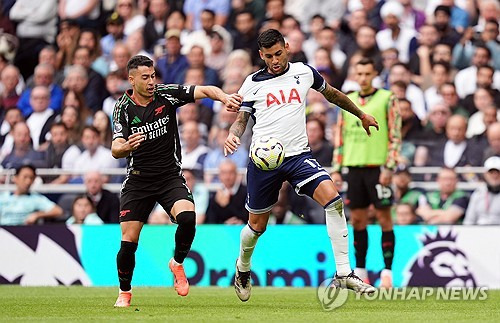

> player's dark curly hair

[
  {"left": 257, "top": 29, "right": 285, "bottom": 49},
  {"left": 127, "top": 55, "right": 153, "bottom": 73}
]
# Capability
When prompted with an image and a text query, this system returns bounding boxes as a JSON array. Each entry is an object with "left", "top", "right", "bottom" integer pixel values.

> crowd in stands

[{"left": 0, "top": 0, "right": 499, "bottom": 226}]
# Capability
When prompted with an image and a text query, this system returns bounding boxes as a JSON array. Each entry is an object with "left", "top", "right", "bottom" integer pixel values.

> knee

[
  {"left": 248, "top": 217, "right": 267, "bottom": 233},
  {"left": 351, "top": 213, "right": 367, "bottom": 231},
  {"left": 176, "top": 211, "right": 196, "bottom": 227}
]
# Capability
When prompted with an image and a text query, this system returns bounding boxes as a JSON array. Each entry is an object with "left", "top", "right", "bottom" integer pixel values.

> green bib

[{"left": 342, "top": 89, "right": 392, "bottom": 166}]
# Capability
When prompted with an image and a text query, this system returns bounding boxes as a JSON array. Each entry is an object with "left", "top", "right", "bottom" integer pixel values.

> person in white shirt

[
  {"left": 464, "top": 156, "right": 500, "bottom": 225},
  {"left": 26, "top": 86, "right": 56, "bottom": 150},
  {"left": 72, "top": 125, "right": 119, "bottom": 177}
]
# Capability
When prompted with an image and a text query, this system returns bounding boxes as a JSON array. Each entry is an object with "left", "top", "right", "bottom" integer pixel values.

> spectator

[
  {"left": 72, "top": 125, "right": 119, "bottom": 177},
  {"left": 180, "top": 120, "right": 209, "bottom": 178},
  {"left": 392, "top": 166, "right": 426, "bottom": 211},
  {"left": 143, "top": 0, "right": 170, "bottom": 52},
  {"left": 92, "top": 110, "right": 113, "bottom": 149},
  {"left": 231, "top": 10, "right": 260, "bottom": 67},
  {"left": 408, "top": 24, "right": 439, "bottom": 85},
  {"left": 58, "top": 0, "right": 100, "bottom": 30},
  {"left": 125, "top": 30, "right": 152, "bottom": 60},
  {"left": 464, "top": 156, "right": 500, "bottom": 225},
  {"left": 0, "top": 107, "right": 23, "bottom": 161},
  {"left": 466, "top": 89, "right": 497, "bottom": 138},
  {"left": 102, "top": 71, "right": 128, "bottom": 117},
  {"left": 376, "top": 1, "right": 417, "bottom": 64},
  {"left": 55, "top": 18, "right": 81, "bottom": 70},
  {"left": 184, "top": 0, "right": 230, "bottom": 31},
  {"left": 176, "top": 45, "right": 220, "bottom": 86},
  {"left": 398, "top": 98, "right": 422, "bottom": 163},
  {"left": 388, "top": 62, "right": 426, "bottom": 120},
  {"left": 77, "top": 29, "right": 109, "bottom": 77},
  {"left": 416, "top": 167, "right": 469, "bottom": 224},
  {"left": 26, "top": 86, "right": 57, "bottom": 150},
  {"left": 314, "top": 27, "right": 346, "bottom": 71},
  {"left": 206, "top": 29, "right": 230, "bottom": 73},
  {"left": 269, "top": 183, "right": 306, "bottom": 224},
  {"left": 338, "top": 10, "right": 367, "bottom": 58},
  {"left": 286, "top": 29, "right": 307, "bottom": 64},
  {"left": 453, "top": 20, "right": 500, "bottom": 71},
  {"left": 1, "top": 122, "right": 45, "bottom": 170},
  {"left": 0, "top": 164, "right": 63, "bottom": 225},
  {"left": 63, "top": 88, "right": 92, "bottom": 126},
  {"left": 306, "top": 117, "right": 333, "bottom": 167},
  {"left": 71, "top": 46, "right": 109, "bottom": 112},
  {"left": 399, "top": 0, "right": 426, "bottom": 31},
  {"left": 473, "top": 0, "right": 499, "bottom": 33},
  {"left": 433, "top": 5, "right": 461, "bottom": 47},
  {"left": 100, "top": 13, "right": 126, "bottom": 60},
  {"left": 59, "top": 105, "right": 83, "bottom": 145},
  {"left": 84, "top": 171, "right": 120, "bottom": 223},
  {"left": 0, "top": 64, "right": 20, "bottom": 110},
  {"left": 483, "top": 122, "right": 500, "bottom": 162},
  {"left": 424, "top": 61, "right": 452, "bottom": 109},
  {"left": 9, "top": 0, "right": 57, "bottom": 79},
  {"left": 203, "top": 125, "right": 248, "bottom": 183},
  {"left": 395, "top": 203, "right": 419, "bottom": 225},
  {"left": 17, "top": 63, "right": 64, "bottom": 117},
  {"left": 27, "top": 46, "right": 65, "bottom": 87},
  {"left": 115, "top": 0, "right": 146, "bottom": 36},
  {"left": 359, "top": 0, "right": 384, "bottom": 30},
  {"left": 461, "top": 65, "right": 500, "bottom": 116},
  {"left": 467, "top": 106, "right": 497, "bottom": 166},
  {"left": 438, "top": 82, "right": 469, "bottom": 118},
  {"left": 380, "top": 48, "right": 400, "bottom": 89},
  {"left": 205, "top": 159, "right": 247, "bottom": 224},
  {"left": 156, "top": 29, "right": 189, "bottom": 84},
  {"left": 66, "top": 195, "right": 104, "bottom": 225},
  {"left": 454, "top": 46, "right": 500, "bottom": 99},
  {"left": 109, "top": 42, "right": 132, "bottom": 82},
  {"left": 425, "top": 115, "right": 474, "bottom": 167},
  {"left": 39, "top": 122, "right": 80, "bottom": 184}
]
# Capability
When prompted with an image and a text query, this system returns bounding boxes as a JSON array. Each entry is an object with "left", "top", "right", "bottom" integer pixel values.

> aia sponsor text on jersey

[{"left": 266, "top": 88, "right": 301, "bottom": 107}]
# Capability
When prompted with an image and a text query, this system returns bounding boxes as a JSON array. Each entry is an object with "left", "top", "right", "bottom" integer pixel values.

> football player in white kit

[{"left": 224, "top": 29, "right": 378, "bottom": 301}]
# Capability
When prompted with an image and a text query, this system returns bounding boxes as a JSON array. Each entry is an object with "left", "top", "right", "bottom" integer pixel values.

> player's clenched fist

[
  {"left": 224, "top": 133, "right": 241, "bottom": 156},
  {"left": 127, "top": 132, "right": 145, "bottom": 151}
]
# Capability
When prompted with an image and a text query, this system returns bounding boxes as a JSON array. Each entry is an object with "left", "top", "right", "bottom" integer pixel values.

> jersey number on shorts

[
  {"left": 304, "top": 159, "right": 324, "bottom": 170},
  {"left": 375, "top": 184, "right": 392, "bottom": 199}
]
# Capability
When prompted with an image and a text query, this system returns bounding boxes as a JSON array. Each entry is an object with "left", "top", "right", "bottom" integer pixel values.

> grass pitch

[{"left": 1, "top": 286, "right": 499, "bottom": 322}]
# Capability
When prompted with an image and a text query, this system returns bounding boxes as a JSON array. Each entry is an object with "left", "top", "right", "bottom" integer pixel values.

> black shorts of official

[
  {"left": 345, "top": 167, "right": 393, "bottom": 209},
  {"left": 119, "top": 173, "right": 193, "bottom": 223}
]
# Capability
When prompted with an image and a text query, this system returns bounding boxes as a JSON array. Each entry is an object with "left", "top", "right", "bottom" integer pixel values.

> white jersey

[{"left": 239, "top": 62, "right": 326, "bottom": 157}]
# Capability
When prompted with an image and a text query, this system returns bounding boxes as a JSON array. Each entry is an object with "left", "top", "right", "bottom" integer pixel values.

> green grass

[{"left": 0, "top": 287, "right": 499, "bottom": 322}]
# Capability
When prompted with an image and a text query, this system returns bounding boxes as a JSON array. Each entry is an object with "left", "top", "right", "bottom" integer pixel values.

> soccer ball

[{"left": 250, "top": 136, "right": 285, "bottom": 171}]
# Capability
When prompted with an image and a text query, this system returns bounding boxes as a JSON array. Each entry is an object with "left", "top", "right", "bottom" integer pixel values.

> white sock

[
  {"left": 325, "top": 196, "right": 351, "bottom": 276},
  {"left": 236, "top": 224, "right": 262, "bottom": 272},
  {"left": 171, "top": 258, "right": 182, "bottom": 266}
]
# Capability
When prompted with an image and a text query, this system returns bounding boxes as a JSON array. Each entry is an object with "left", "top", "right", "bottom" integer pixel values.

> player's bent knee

[{"left": 176, "top": 211, "right": 196, "bottom": 226}]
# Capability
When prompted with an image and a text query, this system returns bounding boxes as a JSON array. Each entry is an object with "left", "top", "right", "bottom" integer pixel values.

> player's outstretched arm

[
  {"left": 321, "top": 83, "right": 379, "bottom": 136},
  {"left": 224, "top": 111, "right": 250, "bottom": 156},
  {"left": 193, "top": 85, "right": 242, "bottom": 112},
  {"left": 111, "top": 133, "right": 145, "bottom": 158}
]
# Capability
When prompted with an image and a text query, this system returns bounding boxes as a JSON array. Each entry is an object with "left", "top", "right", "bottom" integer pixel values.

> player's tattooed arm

[
  {"left": 224, "top": 111, "right": 249, "bottom": 156},
  {"left": 321, "top": 83, "right": 379, "bottom": 136}
]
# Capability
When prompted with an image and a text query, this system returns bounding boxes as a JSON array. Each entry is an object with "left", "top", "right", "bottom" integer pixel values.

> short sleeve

[
  {"left": 155, "top": 84, "right": 195, "bottom": 108},
  {"left": 452, "top": 196, "right": 469, "bottom": 211},
  {"left": 304, "top": 63, "right": 326, "bottom": 92},
  {"left": 112, "top": 101, "right": 129, "bottom": 141},
  {"left": 35, "top": 194, "right": 56, "bottom": 212}
]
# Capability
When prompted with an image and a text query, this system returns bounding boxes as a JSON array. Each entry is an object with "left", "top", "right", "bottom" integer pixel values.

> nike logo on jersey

[
  {"left": 131, "top": 116, "right": 141, "bottom": 124},
  {"left": 266, "top": 88, "right": 301, "bottom": 107},
  {"left": 155, "top": 105, "right": 165, "bottom": 116},
  {"left": 253, "top": 87, "right": 262, "bottom": 95}
]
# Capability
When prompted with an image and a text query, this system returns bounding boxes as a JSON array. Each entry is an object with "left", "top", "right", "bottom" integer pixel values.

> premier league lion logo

[{"left": 406, "top": 230, "right": 477, "bottom": 287}]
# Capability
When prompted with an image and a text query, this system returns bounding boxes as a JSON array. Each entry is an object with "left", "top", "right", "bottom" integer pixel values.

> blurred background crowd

[{"left": 0, "top": 0, "right": 499, "bottom": 226}]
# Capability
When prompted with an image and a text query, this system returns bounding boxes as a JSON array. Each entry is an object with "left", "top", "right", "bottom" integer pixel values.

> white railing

[{"left": 0, "top": 166, "right": 487, "bottom": 193}]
